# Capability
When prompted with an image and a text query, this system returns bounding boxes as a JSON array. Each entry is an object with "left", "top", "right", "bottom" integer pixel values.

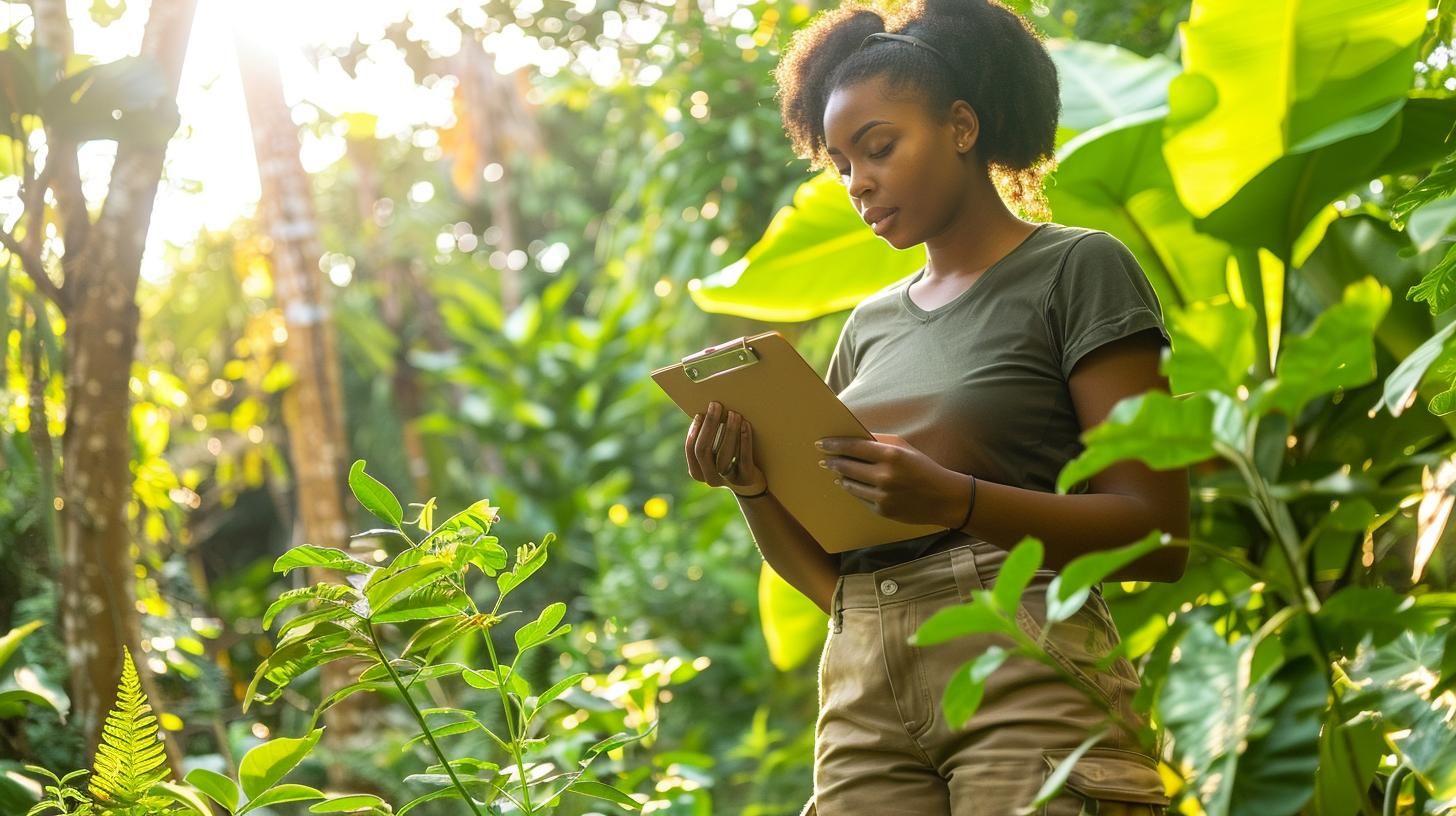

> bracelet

[
  {"left": 956, "top": 474, "right": 977, "bottom": 531},
  {"left": 734, "top": 486, "right": 770, "bottom": 499}
]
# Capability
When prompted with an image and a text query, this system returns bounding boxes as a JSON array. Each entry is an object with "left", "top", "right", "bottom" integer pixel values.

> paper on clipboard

[{"left": 651, "top": 330, "right": 947, "bottom": 554}]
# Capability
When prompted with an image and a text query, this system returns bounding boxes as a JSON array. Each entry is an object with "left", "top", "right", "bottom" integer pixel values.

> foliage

[{"left": 241, "top": 460, "right": 654, "bottom": 815}]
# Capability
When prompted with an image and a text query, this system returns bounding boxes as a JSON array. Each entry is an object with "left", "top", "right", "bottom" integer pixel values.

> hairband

[{"left": 859, "top": 31, "right": 953, "bottom": 65}]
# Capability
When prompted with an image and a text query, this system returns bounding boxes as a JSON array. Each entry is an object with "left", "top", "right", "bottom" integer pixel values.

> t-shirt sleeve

[
  {"left": 1044, "top": 232, "right": 1171, "bottom": 380},
  {"left": 825, "top": 312, "right": 858, "bottom": 395}
]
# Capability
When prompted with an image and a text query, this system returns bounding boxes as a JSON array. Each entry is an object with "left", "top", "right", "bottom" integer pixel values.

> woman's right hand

[{"left": 685, "top": 400, "right": 768, "bottom": 497}]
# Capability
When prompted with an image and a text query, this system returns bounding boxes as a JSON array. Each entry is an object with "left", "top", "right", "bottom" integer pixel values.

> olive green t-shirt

[{"left": 826, "top": 222, "right": 1171, "bottom": 575}]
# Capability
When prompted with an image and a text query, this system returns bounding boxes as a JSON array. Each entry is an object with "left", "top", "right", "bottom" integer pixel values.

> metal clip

[{"left": 681, "top": 337, "right": 759, "bottom": 382}]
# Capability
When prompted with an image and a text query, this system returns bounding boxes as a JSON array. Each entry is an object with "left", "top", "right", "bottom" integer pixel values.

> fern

[{"left": 85, "top": 647, "right": 173, "bottom": 814}]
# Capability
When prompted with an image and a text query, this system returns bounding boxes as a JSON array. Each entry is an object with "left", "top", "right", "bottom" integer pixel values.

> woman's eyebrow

[{"left": 826, "top": 120, "right": 892, "bottom": 155}]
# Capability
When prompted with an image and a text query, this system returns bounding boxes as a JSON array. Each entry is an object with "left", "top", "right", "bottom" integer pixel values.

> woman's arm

[
  {"left": 956, "top": 329, "right": 1189, "bottom": 581},
  {"left": 734, "top": 492, "right": 840, "bottom": 615}
]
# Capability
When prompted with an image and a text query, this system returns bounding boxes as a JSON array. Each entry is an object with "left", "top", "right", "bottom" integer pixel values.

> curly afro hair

[{"left": 772, "top": 0, "right": 1061, "bottom": 219}]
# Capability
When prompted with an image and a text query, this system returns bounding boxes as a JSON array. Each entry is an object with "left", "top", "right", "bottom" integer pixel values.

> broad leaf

[
  {"left": 1045, "top": 531, "right": 1165, "bottom": 623},
  {"left": 1162, "top": 0, "right": 1427, "bottom": 218},
  {"left": 238, "top": 728, "right": 323, "bottom": 802},
  {"left": 1056, "top": 392, "right": 1217, "bottom": 494},
  {"left": 273, "top": 545, "right": 374, "bottom": 577},
  {"left": 911, "top": 594, "right": 1015, "bottom": 646},
  {"left": 943, "top": 646, "right": 1008, "bottom": 728},
  {"left": 991, "top": 538, "right": 1043, "bottom": 614},
  {"left": 183, "top": 768, "right": 238, "bottom": 813},
  {"left": 1164, "top": 299, "right": 1256, "bottom": 395},
  {"left": 758, "top": 562, "right": 827, "bottom": 671},
  {"left": 239, "top": 783, "right": 324, "bottom": 814},
  {"left": 348, "top": 460, "right": 402, "bottom": 527}
]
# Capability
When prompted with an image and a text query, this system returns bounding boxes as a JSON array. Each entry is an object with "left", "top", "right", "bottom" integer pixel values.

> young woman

[{"left": 684, "top": 1, "right": 1190, "bottom": 813}]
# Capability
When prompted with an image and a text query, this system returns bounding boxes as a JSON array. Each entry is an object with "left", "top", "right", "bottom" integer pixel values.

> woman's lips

[{"left": 871, "top": 209, "right": 899, "bottom": 236}]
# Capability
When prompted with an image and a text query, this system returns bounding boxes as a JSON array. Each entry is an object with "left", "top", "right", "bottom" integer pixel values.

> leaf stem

[
  {"left": 481, "top": 630, "right": 535, "bottom": 813},
  {"left": 367, "top": 622, "right": 486, "bottom": 816}
]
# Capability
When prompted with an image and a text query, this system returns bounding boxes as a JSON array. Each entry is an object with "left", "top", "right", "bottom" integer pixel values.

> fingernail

[
  {"left": 817, "top": 459, "right": 828, "bottom": 469},
  {"left": 814, "top": 441, "right": 827, "bottom": 451}
]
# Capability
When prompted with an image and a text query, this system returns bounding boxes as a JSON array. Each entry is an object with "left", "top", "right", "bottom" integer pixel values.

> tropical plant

[{"left": 239, "top": 460, "right": 654, "bottom": 814}]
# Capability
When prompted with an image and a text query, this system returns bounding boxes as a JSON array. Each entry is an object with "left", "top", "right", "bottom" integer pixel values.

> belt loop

[
  {"left": 951, "top": 546, "right": 983, "bottom": 602},
  {"left": 831, "top": 578, "right": 844, "bottom": 634}
]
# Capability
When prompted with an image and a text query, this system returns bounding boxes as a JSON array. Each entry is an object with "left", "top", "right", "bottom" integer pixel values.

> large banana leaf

[
  {"left": 1163, "top": 0, "right": 1428, "bottom": 219},
  {"left": 1046, "top": 39, "right": 1180, "bottom": 134}
]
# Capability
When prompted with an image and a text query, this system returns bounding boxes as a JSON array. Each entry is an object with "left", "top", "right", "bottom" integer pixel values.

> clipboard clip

[{"left": 681, "top": 336, "right": 760, "bottom": 382}]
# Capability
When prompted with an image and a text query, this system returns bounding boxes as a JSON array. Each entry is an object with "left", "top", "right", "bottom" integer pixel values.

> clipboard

[{"left": 651, "top": 330, "right": 947, "bottom": 554}]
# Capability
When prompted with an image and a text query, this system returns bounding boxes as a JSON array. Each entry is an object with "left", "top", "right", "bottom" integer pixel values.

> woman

[{"left": 684, "top": 1, "right": 1190, "bottom": 813}]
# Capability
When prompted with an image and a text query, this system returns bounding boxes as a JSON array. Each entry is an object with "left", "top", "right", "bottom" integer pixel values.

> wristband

[
  {"left": 734, "top": 486, "right": 770, "bottom": 499},
  {"left": 956, "top": 474, "right": 977, "bottom": 530}
]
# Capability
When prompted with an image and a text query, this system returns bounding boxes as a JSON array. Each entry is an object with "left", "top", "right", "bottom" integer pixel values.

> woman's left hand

[{"left": 815, "top": 433, "right": 972, "bottom": 529}]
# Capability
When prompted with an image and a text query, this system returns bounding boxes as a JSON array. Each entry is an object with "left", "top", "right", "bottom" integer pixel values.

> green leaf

[
  {"left": 1056, "top": 392, "right": 1216, "bottom": 494},
  {"left": 348, "top": 460, "right": 402, "bottom": 527},
  {"left": 1045, "top": 531, "right": 1165, "bottom": 623},
  {"left": 0, "top": 620, "right": 44, "bottom": 671},
  {"left": 272, "top": 545, "right": 375, "bottom": 576},
  {"left": 87, "top": 648, "right": 171, "bottom": 808},
  {"left": 497, "top": 533, "right": 554, "bottom": 600},
  {"left": 911, "top": 594, "right": 1015, "bottom": 646},
  {"left": 1391, "top": 151, "right": 1456, "bottom": 228},
  {"left": 991, "top": 538, "right": 1043, "bottom": 614},
  {"left": 1019, "top": 729, "right": 1107, "bottom": 814},
  {"left": 238, "top": 782, "right": 324, "bottom": 813},
  {"left": 757, "top": 562, "right": 827, "bottom": 671},
  {"left": 1344, "top": 632, "right": 1456, "bottom": 799},
  {"left": 238, "top": 729, "right": 323, "bottom": 802},
  {"left": 529, "top": 672, "right": 588, "bottom": 720},
  {"left": 514, "top": 602, "right": 569, "bottom": 652},
  {"left": 1252, "top": 277, "right": 1391, "bottom": 417},
  {"left": 371, "top": 583, "right": 471, "bottom": 625},
  {"left": 1408, "top": 242, "right": 1456, "bottom": 316},
  {"left": 1162, "top": 0, "right": 1427, "bottom": 219},
  {"left": 1164, "top": 299, "right": 1256, "bottom": 395},
  {"left": 584, "top": 721, "right": 659, "bottom": 761},
  {"left": 942, "top": 646, "right": 1009, "bottom": 729},
  {"left": 564, "top": 780, "right": 642, "bottom": 811},
  {"left": 689, "top": 172, "right": 926, "bottom": 322},
  {"left": 183, "top": 768, "right": 238, "bottom": 813},
  {"left": 309, "top": 793, "right": 388, "bottom": 813},
  {"left": 1381, "top": 317, "right": 1456, "bottom": 416},
  {"left": 40, "top": 56, "right": 180, "bottom": 145},
  {"left": 364, "top": 562, "right": 453, "bottom": 615},
  {"left": 262, "top": 583, "right": 359, "bottom": 629},
  {"left": 1158, "top": 622, "right": 1323, "bottom": 816},
  {"left": 1048, "top": 40, "right": 1180, "bottom": 133},
  {"left": 150, "top": 780, "right": 214, "bottom": 815}
]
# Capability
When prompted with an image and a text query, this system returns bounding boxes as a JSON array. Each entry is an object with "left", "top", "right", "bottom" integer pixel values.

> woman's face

[{"left": 823, "top": 76, "right": 973, "bottom": 250}]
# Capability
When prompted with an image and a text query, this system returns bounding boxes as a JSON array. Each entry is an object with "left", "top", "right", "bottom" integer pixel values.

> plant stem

[
  {"left": 1235, "top": 440, "right": 1381, "bottom": 816},
  {"left": 1384, "top": 764, "right": 1410, "bottom": 816},
  {"left": 481, "top": 630, "right": 534, "bottom": 813},
  {"left": 368, "top": 622, "right": 486, "bottom": 816}
]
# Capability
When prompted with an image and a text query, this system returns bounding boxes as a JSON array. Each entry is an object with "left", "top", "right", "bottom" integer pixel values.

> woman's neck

[{"left": 920, "top": 173, "right": 1039, "bottom": 284}]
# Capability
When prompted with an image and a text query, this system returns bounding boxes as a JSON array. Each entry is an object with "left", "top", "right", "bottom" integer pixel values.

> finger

[
  {"left": 685, "top": 413, "right": 705, "bottom": 481},
  {"left": 715, "top": 410, "right": 742, "bottom": 475},
  {"left": 825, "top": 456, "right": 882, "bottom": 486},
  {"left": 821, "top": 438, "right": 881, "bottom": 462},
  {"left": 833, "top": 473, "right": 882, "bottom": 507},
  {"left": 694, "top": 404, "right": 724, "bottom": 485},
  {"left": 739, "top": 421, "right": 755, "bottom": 474}
]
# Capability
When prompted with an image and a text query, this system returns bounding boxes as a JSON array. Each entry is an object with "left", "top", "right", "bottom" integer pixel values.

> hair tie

[{"left": 859, "top": 32, "right": 953, "bottom": 66}]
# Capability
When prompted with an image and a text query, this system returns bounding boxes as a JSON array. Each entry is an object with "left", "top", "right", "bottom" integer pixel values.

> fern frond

[{"left": 86, "top": 648, "right": 172, "bottom": 809}]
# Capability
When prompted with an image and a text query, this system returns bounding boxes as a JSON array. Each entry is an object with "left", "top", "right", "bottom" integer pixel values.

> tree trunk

[
  {"left": 38, "top": 0, "right": 197, "bottom": 766},
  {"left": 233, "top": 31, "right": 382, "bottom": 790}
]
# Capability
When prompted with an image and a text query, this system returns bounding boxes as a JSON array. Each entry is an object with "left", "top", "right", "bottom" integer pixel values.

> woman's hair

[{"left": 773, "top": 0, "right": 1060, "bottom": 218}]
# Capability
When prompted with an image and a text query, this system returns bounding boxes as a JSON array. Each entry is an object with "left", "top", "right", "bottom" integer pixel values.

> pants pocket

[
  {"left": 1041, "top": 747, "right": 1170, "bottom": 815},
  {"left": 1014, "top": 585, "right": 1136, "bottom": 710}
]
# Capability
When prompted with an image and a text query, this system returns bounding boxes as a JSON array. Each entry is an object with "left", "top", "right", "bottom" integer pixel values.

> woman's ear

[{"left": 950, "top": 99, "right": 979, "bottom": 154}]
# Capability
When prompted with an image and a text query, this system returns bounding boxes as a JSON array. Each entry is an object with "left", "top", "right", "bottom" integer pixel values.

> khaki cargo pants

[{"left": 802, "top": 543, "right": 1169, "bottom": 815}]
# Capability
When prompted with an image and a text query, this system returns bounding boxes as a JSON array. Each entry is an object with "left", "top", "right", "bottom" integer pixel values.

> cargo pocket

[
  {"left": 1015, "top": 585, "right": 1136, "bottom": 710},
  {"left": 1040, "top": 747, "right": 1169, "bottom": 816}
]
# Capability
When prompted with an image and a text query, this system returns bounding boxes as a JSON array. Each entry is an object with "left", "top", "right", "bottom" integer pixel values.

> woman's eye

[{"left": 869, "top": 142, "right": 895, "bottom": 159}]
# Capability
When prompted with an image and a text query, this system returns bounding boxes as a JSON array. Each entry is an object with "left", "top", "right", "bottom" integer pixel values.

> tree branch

[{"left": 0, "top": 229, "right": 65, "bottom": 309}]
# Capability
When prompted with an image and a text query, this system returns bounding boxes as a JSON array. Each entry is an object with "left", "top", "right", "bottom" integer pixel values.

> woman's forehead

[{"left": 823, "top": 79, "right": 925, "bottom": 147}]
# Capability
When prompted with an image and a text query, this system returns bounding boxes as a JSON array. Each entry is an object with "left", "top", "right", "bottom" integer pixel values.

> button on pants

[{"left": 803, "top": 543, "right": 1169, "bottom": 815}]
